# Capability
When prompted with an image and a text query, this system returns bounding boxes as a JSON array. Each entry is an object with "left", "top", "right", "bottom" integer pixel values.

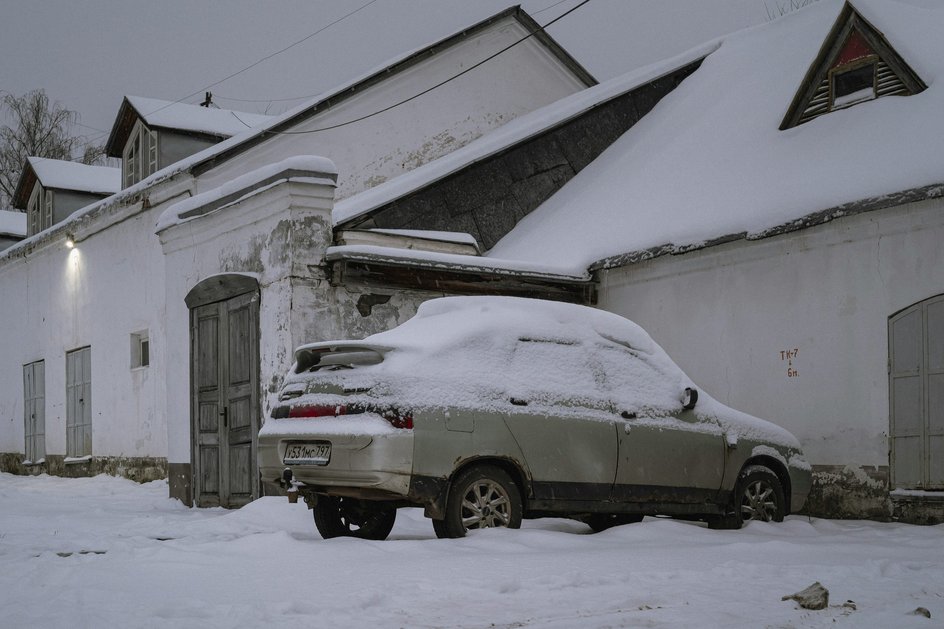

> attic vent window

[
  {"left": 832, "top": 61, "right": 876, "bottom": 108},
  {"left": 779, "top": 5, "right": 926, "bottom": 130}
]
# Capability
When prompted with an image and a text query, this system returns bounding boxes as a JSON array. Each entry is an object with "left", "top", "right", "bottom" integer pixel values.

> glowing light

[{"left": 65, "top": 234, "right": 75, "bottom": 249}]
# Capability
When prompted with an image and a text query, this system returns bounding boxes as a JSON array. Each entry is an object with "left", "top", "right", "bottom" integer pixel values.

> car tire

[
  {"left": 730, "top": 465, "right": 785, "bottom": 527},
  {"left": 434, "top": 464, "right": 522, "bottom": 539},
  {"left": 585, "top": 513, "right": 643, "bottom": 533},
  {"left": 313, "top": 496, "right": 396, "bottom": 540}
]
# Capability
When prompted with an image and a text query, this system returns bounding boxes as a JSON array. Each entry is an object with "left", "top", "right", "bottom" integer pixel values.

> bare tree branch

[{"left": 0, "top": 89, "right": 105, "bottom": 208}]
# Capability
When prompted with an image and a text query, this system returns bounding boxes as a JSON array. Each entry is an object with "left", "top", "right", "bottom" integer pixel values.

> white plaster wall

[
  {"left": 159, "top": 178, "right": 337, "bottom": 465},
  {"left": 197, "top": 17, "right": 589, "bottom": 200},
  {"left": 598, "top": 197, "right": 944, "bottom": 467},
  {"left": 0, "top": 191, "right": 180, "bottom": 459}
]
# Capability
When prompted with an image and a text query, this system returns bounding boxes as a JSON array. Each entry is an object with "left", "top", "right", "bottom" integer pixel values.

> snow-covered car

[{"left": 258, "top": 296, "right": 811, "bottom": 540}]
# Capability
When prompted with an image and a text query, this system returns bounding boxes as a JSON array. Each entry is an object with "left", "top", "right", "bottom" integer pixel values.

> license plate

[{"left": 283, "top": 442, "right": 331, "bottom": 466}]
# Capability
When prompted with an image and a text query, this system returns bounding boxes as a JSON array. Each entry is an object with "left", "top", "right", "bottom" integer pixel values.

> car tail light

[
  {"left": 271, "top": 403, "right": 412, "bottom": 428},
  {"left": 271, "top": 404, "right": 348, "bottom": 419},
  {"left": 380, "top": 409, "right": 413, "bottom": 430},
  {"left": 289, "top": 404, "right": 347, "bottom": 418}
]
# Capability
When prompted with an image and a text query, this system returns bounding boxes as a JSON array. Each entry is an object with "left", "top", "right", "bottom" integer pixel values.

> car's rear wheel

[
  {"left": 585, "top": 513, "right": 643, "bottom": 533},
  {"left": 313, "top": 496, "right": 396, "bottom": 540},
  {"left": 434, "top": 464, "right": 522, "bottom": 539}
]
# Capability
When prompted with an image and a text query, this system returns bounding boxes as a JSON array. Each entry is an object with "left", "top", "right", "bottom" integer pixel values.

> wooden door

[
  {"left": 890, "top": 295, "right": 944, "bottom": 489},
  {"left": 23, "top": 361, "right": 46, "bottom": 464},
  {"left": 66, "top": 347, "right": 92, "bottom": 458},
  {"left": 191, "top": 291, "right": 259, "bottom": 507}
]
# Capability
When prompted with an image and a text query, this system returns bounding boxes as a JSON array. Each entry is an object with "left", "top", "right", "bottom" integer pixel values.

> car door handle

[
  {"left": 510, "top": 398, "right": 528, "bottom": 406},
  {"left": 621, "top": 411, "right": 637, "bottom": 419}
]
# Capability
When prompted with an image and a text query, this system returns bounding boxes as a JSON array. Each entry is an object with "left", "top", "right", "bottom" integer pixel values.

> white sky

[{"left": 0, "top": 0, "right": 772, "bottom": 152}]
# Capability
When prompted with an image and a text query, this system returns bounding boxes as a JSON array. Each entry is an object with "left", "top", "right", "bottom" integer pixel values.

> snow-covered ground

[{"left": 1, "top": 473, "right": 940, "bottom": 628}]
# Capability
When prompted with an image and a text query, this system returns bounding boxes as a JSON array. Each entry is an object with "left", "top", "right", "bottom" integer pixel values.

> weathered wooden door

[
  {"left": 23, "top": 360, "right": 46, "bottom": 464},
  {"left": 191, "top": 291, "right": 260, "bottom": 507},
  {"left": 889, "top": 295, "right": 944, "bottom": 489},
  {"left": 66, "top": 347, "right": 92, "bottom": 458}
]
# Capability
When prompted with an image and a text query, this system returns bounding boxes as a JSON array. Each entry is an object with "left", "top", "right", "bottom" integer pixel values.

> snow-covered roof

[
  {"left": 105, "top": 96, "right": 274, "bottom": 157},
  {"left": 126, "top": 95, "right": 274, "bottom": 137},
  {"left": 325, "top": 244, "right": 590, "bottom": 282},
  {"left": 488, "top": 0, "right": 944, "bottom": 274},
  {"left": 182, "top": 6, "right": 594, "bottom": 177},
  {"left": 368, "top": 229, "right": 479, "bottom": 247},
  {"left": 331, "top": 41, "right": 717, "bottom": 227},
  {"left": 27, "top": 157, "right": 120, "bottom": 195},
  {"left": 0, "top": 209, "right": 26, "bottom": 238}
]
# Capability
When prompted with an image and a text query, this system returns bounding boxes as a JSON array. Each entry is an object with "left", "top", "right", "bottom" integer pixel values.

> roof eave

[
  {"left": 11, "top": 159, "right": 37, "bottom": 209},
  {"left": 105, "top": 97, "right": 136, "bottom": 157},
  {"left": 590, "top": 182, "right": 944, "bottom": 273}
]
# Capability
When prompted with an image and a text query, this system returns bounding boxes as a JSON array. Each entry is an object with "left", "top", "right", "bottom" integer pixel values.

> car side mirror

[{"left": 681, "top": 387, "right": 698, "bottom": 410}]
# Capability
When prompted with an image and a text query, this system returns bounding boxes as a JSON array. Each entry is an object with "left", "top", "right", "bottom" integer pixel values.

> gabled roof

[
  {"left": 189, "top": 5, "right": 596, "bottom": 176},
  {"left": 488, "top": 0, "right": 944, "bottom": 275},
  {"left": 11, "top": 157, "right": 121, "bottom": 209},
  {"left": 780, "top": 1, "right": 926, "bottom": 129},
  {"left": 105, "top": 96, "right": 274, "bottom": 157},
  {"left": 331, "top": 41, "right": 714, "bottom": 229},
  {"left": 5, "top": 5, "right": 595, "bottom": 261}
]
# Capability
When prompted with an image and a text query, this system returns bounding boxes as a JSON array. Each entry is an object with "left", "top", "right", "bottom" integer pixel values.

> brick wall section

[{"left": 345, "top": 60, "right": 703, "bottom": 250}]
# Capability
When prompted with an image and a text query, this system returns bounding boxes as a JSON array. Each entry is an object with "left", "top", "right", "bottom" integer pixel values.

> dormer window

[
  {"left": 780, "top": 3, "right": 925, "bottom": 130},
  {"left": 123, "top": 120, "right": 158, "bottom": 187},
  {"left": 26, "top": 184, "right": 53, "bottom": 237}
]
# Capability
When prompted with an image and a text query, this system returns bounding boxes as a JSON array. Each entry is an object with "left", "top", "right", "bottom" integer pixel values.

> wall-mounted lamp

[{"left": 65, "top": 234, "right": 75, "bottom": 249}]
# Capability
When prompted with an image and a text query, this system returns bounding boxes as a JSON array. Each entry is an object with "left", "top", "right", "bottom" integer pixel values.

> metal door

[
  {"left": 66, "top": 347, "right": 92, "bottom": 457},
  {"left": 191, "top": 291, "right": 259, "bottom": 507},
  {"left": 23, "top": 361, "right": 45, "bottom": 463},
  {"left": 890, "top": 295, "right": 944, "bottom": 489}
]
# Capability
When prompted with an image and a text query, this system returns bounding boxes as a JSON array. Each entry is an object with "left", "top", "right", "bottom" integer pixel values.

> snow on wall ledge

[{"left": 155, "top": 155, "right": 337, "bottom": 233}]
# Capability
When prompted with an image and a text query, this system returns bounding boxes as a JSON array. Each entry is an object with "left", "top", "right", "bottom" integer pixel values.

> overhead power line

[
  {"left": 140, "top": 0, "right": 381, "bottom": 120},
  {"left": 214, "top": 0, "right": 585, "bottom": 106}
]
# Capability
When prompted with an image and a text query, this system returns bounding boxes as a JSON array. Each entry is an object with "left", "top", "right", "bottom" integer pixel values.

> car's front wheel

[
  {"left": 736, "top": 465, "right": 785, "bottom": 524},
  {"left": 708, "top": 465, "right": 786, "bottom": 530},
  {"left": 433, "top": 464, "right": 522, "bottom": 539},
  {"left": 313, "top": 496, "right": 396, "bottom": 540}
]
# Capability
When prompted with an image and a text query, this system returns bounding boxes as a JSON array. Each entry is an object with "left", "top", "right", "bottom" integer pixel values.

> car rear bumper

[{"left": 258, "top": 425, "right": 414, "bottom": 497}]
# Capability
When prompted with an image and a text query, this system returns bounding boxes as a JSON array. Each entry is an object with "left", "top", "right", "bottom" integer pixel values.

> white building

[
  {"left": 489, "top": 0, "right": 944, "bottom": 521},
  {"left": 0, "top": 7, "right": 596, "bottom": 506},
  {"left": 4, "top": 1, "right": 938, "bottom": 523}
]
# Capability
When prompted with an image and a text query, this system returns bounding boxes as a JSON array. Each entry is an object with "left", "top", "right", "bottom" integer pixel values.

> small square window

[
  {"left": 131, "top": 331, "right": 150, "bottom": 369},
  {"left": 832, "top": 62, "right": 875, "bottom": 108}
]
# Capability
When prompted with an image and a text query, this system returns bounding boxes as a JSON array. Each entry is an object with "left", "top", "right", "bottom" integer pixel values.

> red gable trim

[{"left": 832, "top": 29, "right": 874, "bottom": 68}]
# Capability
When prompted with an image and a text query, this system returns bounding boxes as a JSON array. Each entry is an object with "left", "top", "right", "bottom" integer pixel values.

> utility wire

[
  {"left": 236, "top": 0, "right": 592, "bottom": 136},
  {"left": 140, "top": 0, "right": 381, "bottom": 119},
  {"left": 214, "top": 0, "right": 583, "bottom": 106},
  {"left": 532, "top": 0, "right": 577, "bottom": 15}
]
